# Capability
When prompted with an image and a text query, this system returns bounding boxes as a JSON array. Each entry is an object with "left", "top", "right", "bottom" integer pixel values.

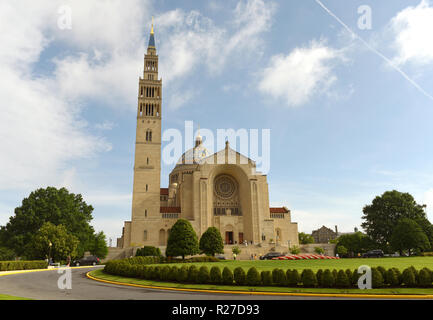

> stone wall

[{"left": 299, "top": 243, "right": 336, "bottom": 256}]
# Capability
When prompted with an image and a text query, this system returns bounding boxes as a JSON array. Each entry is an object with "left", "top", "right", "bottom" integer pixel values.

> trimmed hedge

[
  {"left": 103, "top": 258, "right": 433, "bottom": 288},
  {"left": 0, "top": 260, "right": 48, "bottom": 271}
]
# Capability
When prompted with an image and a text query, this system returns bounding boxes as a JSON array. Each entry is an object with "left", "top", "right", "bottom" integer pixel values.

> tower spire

[{"left": 148, "top": 16, "right": 155, "bottom": 48}]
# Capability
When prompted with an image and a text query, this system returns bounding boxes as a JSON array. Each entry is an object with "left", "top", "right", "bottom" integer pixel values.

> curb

[
  {"left": 0, "top": 265, "right": 101, "bottom": 277},
  {"left": 86, "top": 271, "right": 433, "bottom": 299}
]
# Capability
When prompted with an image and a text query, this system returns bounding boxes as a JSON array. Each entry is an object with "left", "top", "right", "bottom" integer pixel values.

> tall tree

[
  {"left": 361, "top": 190, "right": 433, "bottom": 249},
  {"left": 390, "top": 218, "right": 430, "bottom": 256},
  {"left": 199, "top": 227, "right": 224, "bottom": 256},
  {"left": 0, "top": 187, "right": 98, "bottom": 258},
  {"left": 88, "top": 231, "right": 108, "bottom": 259},
  {"left": 298, "top": 232, "right": 314, "bottom": 244},
  {"left": 166, "top": 219, "right": 199, "bottom": 260},
  {"left": 335, "top": 232, "right": 375, "bottom": 257},
  {"left": 30, "top": 222, "right": 79, "bottom": 261}
]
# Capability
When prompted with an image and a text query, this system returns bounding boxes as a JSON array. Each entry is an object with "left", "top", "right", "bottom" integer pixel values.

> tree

[
  {"left": 199, "top": 227, "right": 224, "bottom": 256},
  {"left": 361, "top": 190, "right": 433, "bottom": 250},
  {"left": 232, "top": 246, "right": 241, "bottom": 255},
  {"left": 336, "top": 245, "right": 348, "bottom": 257},
  {"left": 335, "top": 232, "right": 375, "bottom": 257},
  {"left": 88, "top": 231, "right": 108, "bottom": 259},
  {"left": 289, "top": 245, "right": 300, "bottom": 254},
  {"left": 390, "top": 218, "right": 430, "bottom": 256},
  {"left": 0, "top": 187, "right": 96, "bottom": 258},
  {"left": 30, "top": 222, "right": 79, "bottom": 261},
  {"left": 314, "top": 247, "right": 324, "bottom": 255},
  {"left": 166, "top": 219, "right": 199, "bottom": 260},
  {"left": 298, "top": 232, "right": 314, "bottom": 244},
  {"left": 0, "top": 247, "right": 15, "bottom": 261}
]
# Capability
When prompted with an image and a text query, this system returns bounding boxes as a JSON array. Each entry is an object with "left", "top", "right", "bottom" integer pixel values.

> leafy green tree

[
  {"left": 0, "top": 187, "right": 96, "bottom": 258},
  {"left": 30, "top": 222, "right": 79, "bottom": 261},
  {"left": 390, "top": 218, "right": 430, "bottom": 256},
  {"left": 336, "top": 245, "right": 348, "bottom": 257},
  {"left": 335, "top": 232, "right": 375, "bottom": 257},
  {"left": 314, "top": 247, "right": 324, "bottom": 254},
  {"left": 298, "top": 232, "right": 314, "bottom": 244},
  {"left": 361, "top": 190, "right": 433, "bottom": 250},
  {"left": 232, "top": 246, "right": 241, "bottom": 256},
  {"left": 88, "top": 231, "right": 108, "bottom": 259},
  {"left": 289, "top": 245, "right": 300, "bottom": 254},
  {"left": 199, "top": 227, "right": 224, "bottom": 256},
  {"left": 166, "top": 219, "right": 199, "bottom": 260},
  {"left": 0, "top": 247, "right": 15, "bottom": 261}
]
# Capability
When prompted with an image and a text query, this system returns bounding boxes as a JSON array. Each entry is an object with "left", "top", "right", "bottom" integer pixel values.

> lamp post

[{"left": 48, "top": 241, "right": 52, "bottom": 265}]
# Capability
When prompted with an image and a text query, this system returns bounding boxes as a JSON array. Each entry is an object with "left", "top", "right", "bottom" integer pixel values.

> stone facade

[
  {"left": 311, "top": 225, "right": 338, "bottom": 244},
  {"left": 117, "top": 24, "right": 299, "bottom": 251}
]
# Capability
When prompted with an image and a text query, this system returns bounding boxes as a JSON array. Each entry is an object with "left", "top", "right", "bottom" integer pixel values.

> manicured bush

[
  {"left": 321, "top": 269, "right": 335, "bottom": 288},
  {"left": 246, "top": 267, "right": 261, "bottom": 286},
  {"left": 301, "top": 269, "right": 317, "bottom": 287},
  {"left": 392, "top": 268, "right": 402, "bottom": 285},
  {"left": 418, "top": 268, "right": 432, "bottom": 287},
  {"left": 0, "top": 260, "right": 48, "bottom": 271},
  {"left": 402, "top": 267, "right": 416, "bottom": 287},
  {"left": 351, "top": 269, "right": 360, "bottom": 286},
  {"left": 409, "top": 266, "right": 419, "bottom": 283},
  {"left": 272, "top": 268, "right": 286, "bottom": 286},
  {"left": 261, "top": 271, "right": 273, "bottom": 286},
  {"left": 135, "top": 246, "right": 161, "bottom": 257},
  {"left": 335, "top": 270, "right": 350, "bottom": 288},
  {"left": 198, "top": 266, "right": 210, "bottom": 284},
  {"left": 153, "top": 266, "right": 162, "bottom": 281},
  {"left": 385, "top": 268, "right": 399, "bottom": 287},
  {"left": 345, "top": 269, "right": 353, "bottom": 286},
  {"left": 234, "top": 267, "right": 246, "bottom": 285},
  {"left": 187, "top": 265, "right": 199, "bottom": 283},
  {"left": 287, "top": 269, "right": 300, "bottom": 287},
  {"left": 160, "top": 266, "right": 171, "bottom": 281},
  {"left": 210, "top": 266, "right": 222, "bottom": 284},
  {"left": 222, "top": 267, "right": 234, "bottom": 285},
  {"left": 168, "top": 266, "right": 179, "bottom": 281},
  {"left": 371, "top": 268, "right": 384, "bottom": 288},
  {"left": 176, "top": 266, "right": 189, "bottom": 282},
  {"left": 377, "top": 266, "right": 386, "bottom": 280},
  {"left": 316, "top": 269, "right": 323, "bottom": 287},
  {"left": 332, "top": 269, "right": 338, "bottom": 280}
]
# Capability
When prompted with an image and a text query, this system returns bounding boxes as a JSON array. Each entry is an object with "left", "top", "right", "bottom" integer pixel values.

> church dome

[{"left": 176, "top": 139, "right": 209, "bottom": 166}]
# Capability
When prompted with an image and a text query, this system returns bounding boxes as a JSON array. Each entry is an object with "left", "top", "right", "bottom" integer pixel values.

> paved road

[{"left": 0, "top": 267, "right": 359, "bottom": 300}]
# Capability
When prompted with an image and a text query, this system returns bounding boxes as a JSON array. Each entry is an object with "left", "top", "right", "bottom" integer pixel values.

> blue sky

[{"left": 1, "top": 0, "right": 433, "bottom": 244}]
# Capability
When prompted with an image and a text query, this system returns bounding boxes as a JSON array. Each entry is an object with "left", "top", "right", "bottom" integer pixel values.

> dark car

[
  {"left": 73, "top": 255, "right": 100, "bottom": 266},
  {"left": 362, "top": 250, "right": 384, "bottom": 258},
  {"left": 259, "top": 252, "right": 283, "bottom": 260}
]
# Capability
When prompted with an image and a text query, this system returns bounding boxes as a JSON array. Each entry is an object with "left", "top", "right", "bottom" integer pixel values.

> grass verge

[
  {"left": 0, "top": 294, "right": 32, "bottom": 300},
  {"left": 88, "top": 269, "right": 433, "bottom": 297}
]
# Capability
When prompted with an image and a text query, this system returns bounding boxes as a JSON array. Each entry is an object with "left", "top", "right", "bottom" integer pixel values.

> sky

[{"left": 1, "top": 0, "right": 433, "bottom": 244}]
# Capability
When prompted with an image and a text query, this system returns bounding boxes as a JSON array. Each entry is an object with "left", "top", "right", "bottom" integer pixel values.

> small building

[{"left": 311, "top": 225, "right": 338, "bottom": 243}]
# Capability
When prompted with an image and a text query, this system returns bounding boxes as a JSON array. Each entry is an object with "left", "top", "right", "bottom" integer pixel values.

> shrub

[
  {"left": 210, "top": 267, "right": 222, "bottom": 284},
  {"left": 287, "top": 269, "right": 300, "bottom": 287},
  {"left": 301, "top": 269, "right": 317, "bottom": 287},
  {"left": 377, "top": 266, "right": 387, "bottom": 280},
  {"left": 385, "top": 268, "right": 399, "bottom": 287},
  {"left": 345, "top": 269, "right": 352, "bottom": 287},
  {"left": 198, "top": 266, "right": 210, "bottom": 284},
  {"left": 274, "top": 269, "right": 287, "bottom": 286},
  {"left": 402, "top": 268, "right": 416, "bottom": 287},
  {"left": 409, "top": 266, "right": 419, "bottom": 283},
  {"left": 0, "top": 260, "right": 48, "bottom": 271},
  {"left": 316, "top": 269, "right": 323, "bottom": 287},
  {"left": 153, "top": 266, "right": 162, "bottom": 281},
  {"left": 222, "top": 267, "right": 234, "bottom": 285},
  {"left": 332, "top": 269, "right": 338, "bottom": 280},
  {"left": 234, "top": 267, "right": 246, "bottom": 285},
  {"left": 187, "top": 265, "right": 199, "bottom": 283},
  {"left": 261, "top": 271, "right": 273, "bottom": 286},
  {"left": 160, "top": 266, "right": 171, "bottom": 281},
  {"left": 335, "top": 270, "right": 350, "bottom": 288},
  {"left": 418, "top": 268, "right": 432, "bottom": 287},
  {"left": 321, "top": 269, "right": 335, "bottom": 288},
  {"left": 199, "top": 227, "right": 224, "bottom": 256},
  {"left": 372, "top": 268, "right": 384, "bottom": 288},
  {"left": 351, "top": 269, "right": 360, "bottom": 286},
  {"left": 392, "top": 268, "right": 402, "bottom": 285},
  {"left": 176, "top": 266, "right": 189, "bottom": 283},
  {"left": 136, "top": 246, "right": 161, "bottom": 257},
  {"left": 168, "top": 266, "right": 179, "bottom": 281},
  {"left": 289, "top": 246, "right": 300, "bottom": 254},
  {"left": 314, "top": 247, "right": 324, "bottom": 255},
  {"left": 246, "top": 267, "right": 261, "bottom": 286}
]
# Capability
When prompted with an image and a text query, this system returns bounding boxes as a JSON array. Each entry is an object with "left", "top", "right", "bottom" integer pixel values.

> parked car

[
  {"left": 362, "top": 250, "right": 384, "bottom": 258},
  {"left": 259, "top": 252, "right": 283, "bottom": 260},
  {"left": 215, "top": 254, "right": 226, "bottom": 260},
  {"left": 73, "top": 255, "right": 100, "bottom": 266}
]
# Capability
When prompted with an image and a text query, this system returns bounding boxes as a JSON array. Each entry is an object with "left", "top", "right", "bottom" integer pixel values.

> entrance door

[
  {"left": 239, "top": 232, "right": 244, "bottom": 244},
  {"left": 225, "top": 231, "right": 233, "bottom": 244}
]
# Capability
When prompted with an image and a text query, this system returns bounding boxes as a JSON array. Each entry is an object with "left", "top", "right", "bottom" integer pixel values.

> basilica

[{"left": 117, "top": 23, "right": 299, "bottom": 252}]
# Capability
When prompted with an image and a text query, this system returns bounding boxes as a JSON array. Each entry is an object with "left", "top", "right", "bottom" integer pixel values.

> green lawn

[
  {"left": 89, "top": 269, "right": 433, "bottom": 296},
  {"left": 0, "top": 294, "right": 31, "bottom": 300},
  {"left": 150, "top": 256, "right": 433, "bottom": 273}
]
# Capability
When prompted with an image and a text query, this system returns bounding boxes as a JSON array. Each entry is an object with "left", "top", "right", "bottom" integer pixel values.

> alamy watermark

[
  {"left": 162, "top": 121, "right": 271, "bottom": 174},
  {"left": 57, "top": 267, "right": 72, "bottom": 290},
  {"left": 357, "top": 265, "right": 372, "bottom": 289}
]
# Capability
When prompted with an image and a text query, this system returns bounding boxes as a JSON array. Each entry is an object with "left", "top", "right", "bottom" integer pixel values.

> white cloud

[
  {"left": 390, "top": 0, "right": 433, "bottom": 66},
  {"left": 258, "top": 39, "right": 345, "bottom": 107}
]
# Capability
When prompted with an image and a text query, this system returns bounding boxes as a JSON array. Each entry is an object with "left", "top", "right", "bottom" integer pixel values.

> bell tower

[{"left": 131, "top": 18, "right": 162, "bottom": 226}]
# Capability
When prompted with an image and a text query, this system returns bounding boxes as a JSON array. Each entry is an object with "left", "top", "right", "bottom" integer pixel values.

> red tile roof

[
  {"left": 270, "top": 207, "right": 289, "bottom": 213},
  {"left": 160, "top": 188, "right": 169, "bottom": 195},
  {"left": 160, "top": 206, "right": 181, "bottom": 213}
]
